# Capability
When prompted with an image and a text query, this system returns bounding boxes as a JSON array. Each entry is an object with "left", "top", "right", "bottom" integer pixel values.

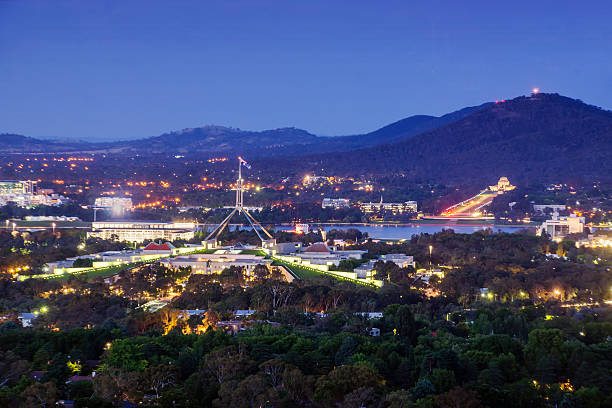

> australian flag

[{"left": 238, "top": 156, "right": 251, "bottom": 169}]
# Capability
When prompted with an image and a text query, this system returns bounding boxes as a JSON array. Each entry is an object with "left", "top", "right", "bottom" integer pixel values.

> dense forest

[{"left": 0, "top": 230, "right": 611, "bottom": 407}]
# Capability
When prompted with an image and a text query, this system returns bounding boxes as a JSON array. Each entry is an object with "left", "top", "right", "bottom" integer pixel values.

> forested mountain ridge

[
  {"left": 0, "top": 104, "right": 488, "bottom": 155},
  {"left": 283, "top": 93, "right": 612, "bottom": 184}
]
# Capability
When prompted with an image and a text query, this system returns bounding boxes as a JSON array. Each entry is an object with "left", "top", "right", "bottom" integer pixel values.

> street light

[{"left": 52, "top": 223, "right": 56, "bottom": 233}]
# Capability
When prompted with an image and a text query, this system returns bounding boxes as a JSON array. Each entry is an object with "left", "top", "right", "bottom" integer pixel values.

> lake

[{"left": 275, "top": 223, "right": 532, "bottom": 240}]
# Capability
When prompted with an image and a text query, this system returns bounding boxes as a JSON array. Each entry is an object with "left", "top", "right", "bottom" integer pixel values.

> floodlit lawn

[
  {"left": 45, "top": 263, "right": 137, "bottom": 281},
  {"left": 271, "top": 259, "right": 325, "bottom": 280},
  {"left": 239, "top": 249, "right": 267, "bottom": 256},
  {"left": 271, "top": 258, "right": 377, "bottom": 287},
  {"left": 186, "top": 249, "right": 218, "bottom": 255}
]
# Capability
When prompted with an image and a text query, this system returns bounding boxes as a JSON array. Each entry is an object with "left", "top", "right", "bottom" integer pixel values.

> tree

[
  {"left": 41, "top": 353, "right": 70, "bottom": 386},
  {"left": 20, "top": 382, "right": 58, "bottom": 408},
  {"left": 386, "top": 389, "right": 416, "bottom": 408},
  {"left": 434, "top": 386, "right": 483, "bottom": 408},
  {"left": 340, "top": 386, "right": 382, "bottom": 408},
  {"left": 412, "top": 378, "right": 435, "bottom": 400},
  {"left": 158, "top": 308, "right": 181, "bottom": 335},
  {"left": 314, "top": 365, "right": 383, "bottom": 405},
  {"left": 397, "top": 305, "right": 417, "bottom": 343},
  {"left": 141, "top": 364, "right": 178, "bottom": 400},
  {"left": 202, "top": 309, "right": 220, "bottom": 332},
  {"left": 252, "top": 264, "right": 270, "bottom": 282},
  {"left": 204, "top": 346, "right": 252, "bottom": 384},
  {"left": 259, "top": 359, "right": 287, "bottom": 389},
  {"left": 93, "top": 368, "right": 141, "bottom": 404},
  {"left": 214, "top": 374, "right": 278, "bottom": 408},
  {"left": 282, "top": 368, "right": 314, "bottom": 407},
  {"left": 430, "top": 369, "right": 456, "bottom": 394},
  {"left": 0, "top": 351, "right": 30, "bottom": 387},
  {"left": 73, "top": 258, "right": 93, "bottom": 268}
]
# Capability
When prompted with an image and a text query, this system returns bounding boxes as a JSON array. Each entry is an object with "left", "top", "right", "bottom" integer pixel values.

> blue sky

[{"left": 1, "top": 0, "right": 611, "bottom": 141}]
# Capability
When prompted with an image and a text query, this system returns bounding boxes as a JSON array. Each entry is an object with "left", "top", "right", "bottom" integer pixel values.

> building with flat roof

[
  {"left": 275, "top": 242, "right": 369, "bottom": 279},
  {"left": 533, "top": 204, "right": 566, "bottom": 214},
  {"left": 161, "top": 253, "right": 273, "bottom": 276},
  {"left": 322, "top": 198, "right": 350, "bottom": 209},
  {"left": 88, "top": 220, "right": 196, "bottom": 242},
  {"left": 0, "top": 180, "right": 68, "bottom": 208},
  {"left": 359, "top": 199, "right": 417, "bottom": 214},
  {"left": 94, "top": 197, "right": 133, "bottom": 216},
  {"left": 354, "top": 254, "right": 415, "bottom": 280},
  {"left": 0, "top": 180, "right": 36, "bottom": 194},
  {"left": 537, "top": 214, "right": 585, "bottom": 240}
]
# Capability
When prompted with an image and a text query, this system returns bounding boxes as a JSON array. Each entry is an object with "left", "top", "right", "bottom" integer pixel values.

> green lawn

[
  {"left": 239, "top": 249, "right": 267, "bottom": 256},
  {"left": 272, "top": 259, "right": 323, "bottom": 280},
  {"left": 42, "top": 263, "right": 139, "bottom": 281}
]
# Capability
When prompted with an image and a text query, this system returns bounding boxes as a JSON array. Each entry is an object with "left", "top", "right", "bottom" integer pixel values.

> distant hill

[
  {"left": 287, "top": 93, "right": 612, "bottom": 184},
  {"left": 114, "top": 126, "right": 321, "bottom": 155},
  {"left": 0, "top": 104, "right": 489, "bottom": 156},
  {"left": 327, "top": 103, "right": 491, "bottom": 150},
  {"left": 0, "top": 134, "right": 103, "bottom": 153},
  {"left": 3, "top": 93, "right": 611, "bottom": 186}
]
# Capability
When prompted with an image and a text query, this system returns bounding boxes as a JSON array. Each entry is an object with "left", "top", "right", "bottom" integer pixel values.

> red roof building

[
  {"left": 143, "top": 242, "right": 175, "bottom": 251},
  {"left": 304, "top": 243, "right": 331, "bottom": 253}
]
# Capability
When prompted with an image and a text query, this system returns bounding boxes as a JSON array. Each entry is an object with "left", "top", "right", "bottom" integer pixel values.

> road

[{"left": 441, "top": 191, "right": 498, "bottom": 217}]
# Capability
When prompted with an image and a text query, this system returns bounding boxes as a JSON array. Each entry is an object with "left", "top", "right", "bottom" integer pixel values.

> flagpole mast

[
  {"left": 236, "top": 159, "right": 241, "bottom": 209},
  {"left": 205, "top": 156, "right": 272, "bottom": 245}
]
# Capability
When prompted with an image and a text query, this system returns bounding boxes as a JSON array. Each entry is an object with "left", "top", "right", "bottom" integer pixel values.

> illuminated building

[
  {"left": 575, "top": 236, "right": 612, "bottom": 248},
  {"left": 294, "top": 223, "right": 309, "bottom": 234},
  {"left": 94, "top": 197, "right": 133, "bottom": 216},
  {"left": 533, "top": 204, "right": 566, "bottom": 214},
  {"left": 537, "top": 213, "right": 584, "bottom": 240},
  {"left": 275, "top": 242, "right": 367, "bottom": 271},
  {"left": 161, "top": 253, "right": 273, "bottom": 276},
  {"left": 0, "top": 180, "right": 67, "bottom": 208},
  {"left": 489, "top": 177, "right": 515, "bottom": 193},
  {"left": 45, "top": 242, "right": 204, "bottom": 274},
  {"left": 359, "top": 198, "right": 417, "bottom": 214},
  {"left": 0, "top": 180, "right": 36, "bottom": 194},
  {"left": 88, "top": 220, "right": 196, "bottom": 242},
  {"left": 354, "top": 254, "right": 415, "bottom": 279},
  {"left": 24, "top": 216, "right": 80, "bottom": 221},
  {"left": 322, "top": 198, "right": 350, "bottom": 209}
]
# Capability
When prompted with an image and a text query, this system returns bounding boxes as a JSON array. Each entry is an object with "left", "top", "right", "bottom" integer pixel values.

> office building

[
  {"left": 537, "top": 214, "right": 585, "bottom": 240},
  {"left": 94, "top": 197, "right": 133, "bottom": 215},
  {"left": 322, "top": 198, "right": 350, "bottom": 209},
  {"left": 0, "top": 180, "right": 36, "bottom": 194},
  {"left": 88, "top": 220, "right": 196, "bottom": 242},
  {"left": 161, "top": 253, "right": 273, "bottom": 276},
  {"left": 359, "top": 198, "right": 417, "bottom": 214},
  {"left": 533, "top": 204, "right": 566, "bottom": 214}
]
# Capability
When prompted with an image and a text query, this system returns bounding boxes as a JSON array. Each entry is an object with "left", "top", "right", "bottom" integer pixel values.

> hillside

[
  {"left": 287, "top": 93, "right": 612, "bottom": 184},
  {"left": 0, "top": 134, "right": 107, "bottom": 153},
  {"left": 0, "top": 105, "right": 488, "bottom": 156}
]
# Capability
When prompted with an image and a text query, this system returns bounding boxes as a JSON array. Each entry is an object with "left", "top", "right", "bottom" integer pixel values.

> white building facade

[
  {"left": 88, "top": 220, "right": 196, "bottom": 242},
  {"left": 538, "top": 214, "right": 585, "bottom": 240}
]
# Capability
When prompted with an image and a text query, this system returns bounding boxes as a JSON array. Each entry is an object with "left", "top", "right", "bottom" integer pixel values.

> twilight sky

[{"left": 1, "top": 0, "right": 611, "bottom": 141}]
